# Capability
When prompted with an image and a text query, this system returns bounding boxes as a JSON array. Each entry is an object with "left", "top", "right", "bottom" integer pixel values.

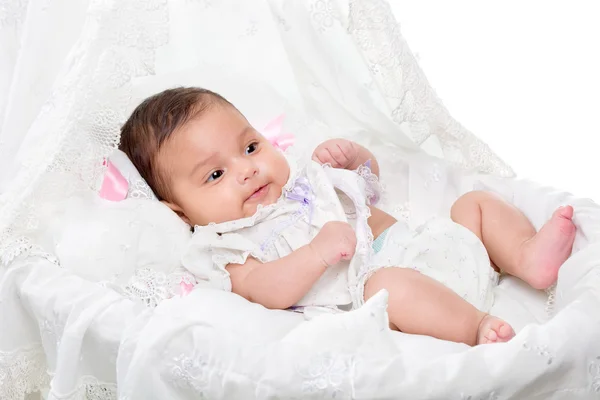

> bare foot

[
  {"left": 519, "top": 206, "right": 576, "bottom": 290},
  {"left": 477, "top": 314, "right": 515, "bottom": 345}
]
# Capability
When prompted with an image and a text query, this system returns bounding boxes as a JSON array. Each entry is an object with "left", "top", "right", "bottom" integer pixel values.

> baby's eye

[
  {"left": 207, "top": 170, "right": 224, "bottom": 182},
  {"left": 245, "top": 142, "right": 258, "bottom": 155}
]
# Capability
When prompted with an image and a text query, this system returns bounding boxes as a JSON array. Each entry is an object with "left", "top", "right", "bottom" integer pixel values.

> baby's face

[{"left": 159, "top": 105, "right": 290, "bottom": 226}]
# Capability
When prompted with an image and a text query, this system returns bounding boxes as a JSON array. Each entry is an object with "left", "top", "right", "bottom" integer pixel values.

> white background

[{"left": 389, "top": 1, "right": 600, "bottom": 202}]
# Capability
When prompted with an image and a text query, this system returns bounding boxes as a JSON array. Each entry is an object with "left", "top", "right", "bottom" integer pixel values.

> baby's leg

[
  {"left": 451, "top": 190, "right": 576, "bottom": 289},
  {"left": 364, "top": 267, "right": 514, "bottom": 346}
]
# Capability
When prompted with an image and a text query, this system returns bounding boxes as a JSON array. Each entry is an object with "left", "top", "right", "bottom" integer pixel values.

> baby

[{"left": 119, "top": 87, "right": 576, "bottom": 346}]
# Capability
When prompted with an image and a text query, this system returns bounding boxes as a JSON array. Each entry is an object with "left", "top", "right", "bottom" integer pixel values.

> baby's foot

[
  {"left": 519, "top": 206, "right": 576, "bottom": 290},
  {"left": 477, "top": 314, "right": 515, "bottom": 345}
]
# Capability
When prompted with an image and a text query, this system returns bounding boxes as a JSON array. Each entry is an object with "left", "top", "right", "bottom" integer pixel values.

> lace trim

[
  {"left": 167, "top": 350, "right": 354, "bottom": 399},
  {"left": 310, "top": 0, "right": 341, "bottom": 32},
  {"left": 48, "top": 376, "right": 117, "bottom": 400},
  {"left": 123, "top": 267, "right": 197, "bottom": 308},
  {"left": 351, "top": 264, "right": 398, "bottom": 309},
  {"left": 0, "top": 344, "right": 50, "bottom": 400},
  {"left": 0, "top": 237, "right": 33, "bottom": 266},
  {"left": 545, "top": 284, "right": 556, "bottom": 319},
  {"left": 3, "top": 235, "right": 194, "bottom": 309},
  {"left": 1, "top": 237, "right": 60, "bottom": 268},
  {"left": 354, "top": 162, "right": 382, "bottom": 205},
  {"left": 589, "top": 356, "right": 600, "bottom": 393},
  {"left": 169, "top": 353, "right": 215, "bottom": 397},
  {"left": 297, "top": 352, "right": 354, "bottom": 398},
  {"left": 355, "top": 204, "right": 374, "bottom": 261},
  {"left": 0, "top": 344, "right": 118, "bottom": 400},
  {"left": 127, "top": 178, "right": 157, "bottom": 200}
]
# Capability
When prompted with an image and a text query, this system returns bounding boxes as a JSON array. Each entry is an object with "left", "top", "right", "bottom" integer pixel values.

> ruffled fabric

[{"left": 355, "top": 162, "right": 383, "bottom": 206}]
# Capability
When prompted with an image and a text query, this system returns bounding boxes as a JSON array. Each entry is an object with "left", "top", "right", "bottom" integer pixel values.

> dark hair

[{"left": 119, "top": 87, "right": 232, "bottom": 201}]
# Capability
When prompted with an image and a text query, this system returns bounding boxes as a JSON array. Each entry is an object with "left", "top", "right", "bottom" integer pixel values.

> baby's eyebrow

[
  {"left": 238, "top": 125, "right": 255, "bottom": 139},
  {"left": 189, "top": 154, "right": 215, "bottom": 178}
]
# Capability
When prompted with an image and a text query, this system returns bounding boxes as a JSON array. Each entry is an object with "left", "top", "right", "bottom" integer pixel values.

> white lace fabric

[
  {"left": 0, "top": 345, "right": 49, "bottom": 400},
  {"left": 1, "top": 0, "right": 599, "bottom": 399}
]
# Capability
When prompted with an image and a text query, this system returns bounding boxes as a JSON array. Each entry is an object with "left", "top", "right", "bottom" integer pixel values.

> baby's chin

[{"left": 243, "top": 185, "right": 283, "bottom": 218}]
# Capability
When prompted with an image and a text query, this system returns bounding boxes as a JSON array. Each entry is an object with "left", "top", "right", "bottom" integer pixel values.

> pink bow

[
  {"left": 99, "top": 159, "right": 129, "bottom": 201},
  {"left": 179, "top": 280, "right": 195, "bottom": 297},
  {"left": 262, "top": 114, "right": 294, "bottom": 151}
]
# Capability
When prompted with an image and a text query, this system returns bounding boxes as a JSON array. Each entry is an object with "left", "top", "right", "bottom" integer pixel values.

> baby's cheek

[{"left": 276, "top": 158, "right": 291, "bottom": 186}]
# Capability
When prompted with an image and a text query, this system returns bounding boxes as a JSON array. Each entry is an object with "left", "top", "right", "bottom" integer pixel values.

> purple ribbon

[
  {"left": 258, "top": 176, "right": 315, "bottom": 252},
  {"left": 285, "top": 176, "right": 314, "bottom": 223}
]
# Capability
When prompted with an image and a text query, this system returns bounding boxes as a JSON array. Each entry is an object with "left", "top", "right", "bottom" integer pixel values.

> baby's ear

[{"left": 161, "top": 200, "right": 192, "bottom": 226}]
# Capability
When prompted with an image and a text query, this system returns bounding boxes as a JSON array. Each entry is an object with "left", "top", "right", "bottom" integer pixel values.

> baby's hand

[
  {"left": 310, "top": 221, "right": 357, "bottom": 267},
  {"left": 312, "top": 139, "right": 359, "bottom": 170}
]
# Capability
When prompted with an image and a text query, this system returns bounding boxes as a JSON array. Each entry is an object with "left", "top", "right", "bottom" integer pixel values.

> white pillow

[{"left": 45, "top": 193, "right": 192, "bottom": 306}]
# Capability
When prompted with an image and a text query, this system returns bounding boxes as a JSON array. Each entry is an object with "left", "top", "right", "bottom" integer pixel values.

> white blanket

[{"left": 4, "top": 160, "right": 600, "bottom": 399}]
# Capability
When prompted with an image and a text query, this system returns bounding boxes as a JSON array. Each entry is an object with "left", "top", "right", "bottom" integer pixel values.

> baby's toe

[
  {"left": 477, "top": 315, "right": 515, "bottom": 345},
  {"left": 498, "top": 323, "right": 516, "bottom": 340}
]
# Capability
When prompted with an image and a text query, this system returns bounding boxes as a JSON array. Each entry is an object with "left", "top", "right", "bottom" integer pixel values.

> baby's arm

[
  {"left": 312, "top": 139, "right": 380, "bottom": 177},
  {"left": 226, "top": 221, "right": 356, "bottom": 309}
]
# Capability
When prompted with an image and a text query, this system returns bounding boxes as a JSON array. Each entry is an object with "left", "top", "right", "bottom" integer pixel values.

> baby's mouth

[{"left": 247, "top": 184, "right": 269, "bottom": 202}]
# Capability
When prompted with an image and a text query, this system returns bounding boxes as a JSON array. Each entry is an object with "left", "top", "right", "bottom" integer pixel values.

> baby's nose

[{"left": 237, "top": 161, "right": 258, "bottom": 184}]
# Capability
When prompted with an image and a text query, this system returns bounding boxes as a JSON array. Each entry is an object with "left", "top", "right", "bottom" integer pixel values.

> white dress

[{"left": 182, "top": 150, "right": 498, "bottom": 313}]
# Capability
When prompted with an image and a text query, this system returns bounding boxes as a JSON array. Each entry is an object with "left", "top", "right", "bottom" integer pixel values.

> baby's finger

[
  {"left": 313, "top": 150, "right": 333, "bottom": 166},
  {"left": 337, "top": 141, "right": 354, "bottom": 159},
  {"left": 326, "top": 146, "right": 347, "bottom": 167},
  {"left": 313, "top": 149, "right": 336, "bottom": 166}
]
